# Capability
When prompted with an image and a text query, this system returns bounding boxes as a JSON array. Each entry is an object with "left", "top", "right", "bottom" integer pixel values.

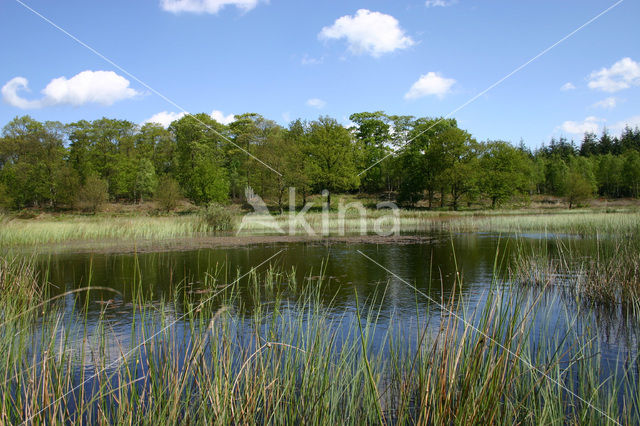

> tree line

[{"left": 0, "top": 112, "right": 639, "bottom": 211}]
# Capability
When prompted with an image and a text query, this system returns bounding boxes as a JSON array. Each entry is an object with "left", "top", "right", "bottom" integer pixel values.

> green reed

[{"left": 0, "top": 253, "right": 636, "bottom": 424}]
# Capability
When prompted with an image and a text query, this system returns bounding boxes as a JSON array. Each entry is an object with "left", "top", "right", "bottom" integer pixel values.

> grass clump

[
  {"left": 200, "top": 202, "right": 235, "bottom": 232},
  {"left": 1, "top": 208, "right": 640, "bottom": 247},
  {"left": 0, "top": 257, "right": 42, "bottom": 311},
  {"left": 0, "top": 255, "right": 637, "bottom": 424},
  {"left": 510, "top": 236, "right": 640, "bottom": 305}
]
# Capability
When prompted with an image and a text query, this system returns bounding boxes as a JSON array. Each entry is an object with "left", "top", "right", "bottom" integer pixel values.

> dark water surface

[{"left": 36, "top": 232, "right": 638, "bottom": 369}]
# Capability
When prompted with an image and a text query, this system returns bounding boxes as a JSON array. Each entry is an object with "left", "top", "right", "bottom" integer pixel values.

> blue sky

[{"left": 1, "top": 0, "right": 638, "bottom": 148}]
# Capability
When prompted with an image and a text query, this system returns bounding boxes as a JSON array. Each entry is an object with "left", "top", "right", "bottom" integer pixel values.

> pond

[
  {"left": 8, "top": 232, "right": 638, "bottom": 423},
  {"left": 37, "top": 232, "right": 637, "bottom": 370}
]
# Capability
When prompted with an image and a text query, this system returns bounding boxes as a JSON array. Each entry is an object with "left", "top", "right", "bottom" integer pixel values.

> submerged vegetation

[
  {"left": 0, "top": 254, "right": 638, "bottom": 424},
  {"left": 511, "top": 236, "right": 640, "bottom": 305}
]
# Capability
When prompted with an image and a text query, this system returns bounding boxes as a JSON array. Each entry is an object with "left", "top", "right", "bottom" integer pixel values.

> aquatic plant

[{"left": 0, "top": 254, "right": 635, "bottom": 424}]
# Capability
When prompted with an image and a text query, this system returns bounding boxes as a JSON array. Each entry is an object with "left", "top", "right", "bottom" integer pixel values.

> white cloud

[
  {"left": 405, "top": 72, "right": 456, "bottom": 99},
  {"left": 612, "top": 115, "right": 640, "bottom": 133},
  {"left": 143, "top": 111, "right": 187, "bottom": 128},
  {"left": 2, "top": 71, "right": 139, "bottom": 109},
  {"left": 160, "top": 0, "right": 260, "bottom": 14},
  {"left": 210, "top": 110, "right": 236, "bottom": 124},
  {"left": 560, "top": 82, "right": 576, "bottom": 91},
  {"left": 1, "top": 77, "right": 40, "bottom": 109},
  {"left": 588, "top": 57, "right": 640, "bottom": 93},
  {"left": 306, "top": 98, "right": 326, "bottom": 109},
  {"left": 592, "top": 97, "right": 618, "bottom": 110},
  {"left": 319, "top": 9, "right": 414, "bottom": 58},
  {"left": 143, "top": 109, "right": 235, "bottom": 128},
  {"left": 343, "top": 117, "right": 357, "bottom": 128},
  {"left": 301, "top": 54, "right": 323, "bottom": 66},
  {"left": 559, "top": 116, "right": 603, "bottom": 135},
  {"left": 425, "top": 0, "right": 457, "bottom": 7}
]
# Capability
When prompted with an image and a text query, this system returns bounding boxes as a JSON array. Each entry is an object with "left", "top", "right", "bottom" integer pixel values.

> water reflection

[{"left": 36, "top": 233, "right": 638, "bottom": 371}]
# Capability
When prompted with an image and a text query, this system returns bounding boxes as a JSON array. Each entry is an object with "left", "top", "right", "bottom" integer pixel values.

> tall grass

[
  {"left": 2, "top": 210, "right": 640, "bottom": 247},
  {"left": 0, "top": 216, "right": 207, "bottom": 247},
  {"left": 510, "top": 236, "right": 640, "bottom": 305},
  {"left": 0, "top": 255, "right": 636, "bottom": 424}
]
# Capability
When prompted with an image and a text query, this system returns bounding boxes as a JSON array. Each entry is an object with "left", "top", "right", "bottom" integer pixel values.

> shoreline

[{"left": 20, "top": 234, "right": 439, "bottom": 255}]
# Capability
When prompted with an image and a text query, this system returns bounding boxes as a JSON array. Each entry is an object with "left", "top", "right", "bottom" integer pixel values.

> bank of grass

[
  {"left": 510, "top": 235, "right": 640, "bottom": 305},
  {"left": 1, "top": 207, "right": 639, "bottom": 247},
  {"left": 0, "top": 215, "right": 207, "bottom": 247},
  {"left": 0, "top": 255, "right": 637, "bottom": 424}
]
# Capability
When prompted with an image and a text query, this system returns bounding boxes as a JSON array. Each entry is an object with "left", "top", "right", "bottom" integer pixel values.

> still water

[{"left": 36, "top": 232, "right": 637, "bottom": 372}]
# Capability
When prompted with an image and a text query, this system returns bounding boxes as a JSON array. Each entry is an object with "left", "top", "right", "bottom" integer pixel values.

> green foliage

[
  {"left": 480, "top": 141, "right": 532, "bottom": 208},
  {"left": 438, "top": 127, "right": 479, "bottom": 210},
  {"left": 564, "top": 172, "right": 594, "bottom": 208},
  {"left": 596, "top": 154, "right": 624, "bottom": 198},
  {"left": 155, "top": 176, "right": 182, "bottom": 212},
  {"left": 200, "top": 202, "right": 235, "bottom": 231},
  {"left": 135, "top": 158, "right": 158, "bottom": 201},
  {"left": 544, "top": 155, "right": 569, "bottom": 196},
  {"left": 349, "top": 111, "right": 393, "bottom": 193},
  {"left": 622, "top": 150, "right": 640, "bottom": 198},
  {"left": 0, "top": 113, "right": 638, "bottom": 213},
  {"left": 0, "top": 183, "right": 13, "bottom": 211},
  {"left": 170, "top": 114, "right": 230, "bottom": 205},
  {"left": 0, "top": 116, "right": 77, "bottom": 208},
  {"left": 75, "top": 175, "right": 109, "bottom": 213},
  {"left": 307, "top": 116, "right": 359, "bottom": 207}
]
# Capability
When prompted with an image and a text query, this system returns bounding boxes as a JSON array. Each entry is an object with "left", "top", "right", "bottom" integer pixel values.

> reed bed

[
  {"left": 435, "top": 211, "right": 640, "bottom": 236},
  {"left": 510, "top": 236, "right": 640, "bottom": 305},
  {"left": 0, "top": 216, "right": 206, "bottom": 247},
  {"left": 2, "top": 209, "right": 640, "bottom": 247},
  {"left": 0, "top": 256, "right": 637, "bottom": 424}
]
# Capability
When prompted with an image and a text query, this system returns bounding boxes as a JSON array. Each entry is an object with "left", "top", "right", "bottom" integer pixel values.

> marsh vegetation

[{"left": 0, "top": 250, "right": 638, "bottom": 424}]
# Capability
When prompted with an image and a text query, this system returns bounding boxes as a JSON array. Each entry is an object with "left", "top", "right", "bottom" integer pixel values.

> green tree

[
  {"left": 596, "top": 154, "right": 623, "bottom": 198},
  {"left": 90, "top": 118, "right": 138, "bottom": 194},
  {"left": 252, "top": 126, "right": 313, "bottom": 212},
  {"left": 349, "top": 111, "right": 392, "bottom": 193},
  {"left": 0, "top": 182, "right": 13, "bottom": 211},
  {"left": 397, "top": 117, "right": 458, "bottom": 208},
  {"left": 284, "top": 119, "right": 315, "bottom": 205},
  {"left": 0, "top": 116, "right": 76, "bottom": 208},
  {"left": 135, "top": 158, "right": 158, "bottom": 202},
  {"left": 564, "top": 157, "right": 596, "bottom": 208},
  {"left": 137, "top": 123, "right": 176, "bottom": 176},
  {"left": 307, "top": 116, "right": 359, "bottom": 208},
  {"left": 479, "top": 141, "right": 531, "bottom": 208},
  {"left": 75, "top": 175, "right": 109, "bottom": 213},
  {"left": 439, "top": 127, "right": 479, "bottom": 210},
  {"left": 227, "top": 113, "right": 279, "bottom": 196},
  {"left": 622, "top": 150, "right": 640, "bottom": 197},
  {"left": 544, "top": 155, "right": 568, "bottom": 196},
  {"left": 155, "top": 176, "right": 182, "bottom": 212},
  {"left": 620, "top": 125, "right": 640, "bottom": 152},
  {"left": 170, "top": 114, "right": 230, "bottom": 205},
  {"left": 580, "top": 132, "right": 599, "bottom": 156}
]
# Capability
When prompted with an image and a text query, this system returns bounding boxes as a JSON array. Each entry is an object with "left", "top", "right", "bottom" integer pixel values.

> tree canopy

[{"left": 1, "top": 112, "right": 639, "bottom": 211}]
